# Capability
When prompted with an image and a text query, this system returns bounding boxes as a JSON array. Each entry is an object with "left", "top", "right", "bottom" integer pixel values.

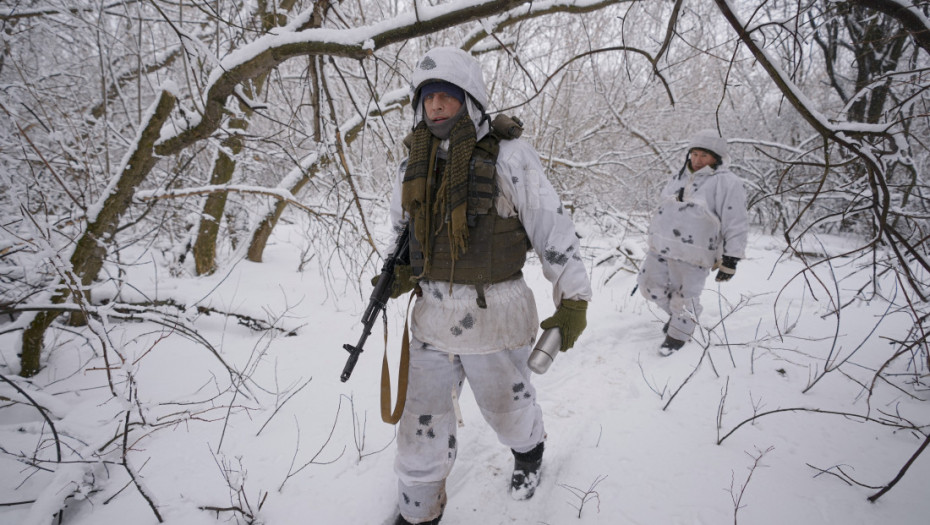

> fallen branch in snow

[
  {"left": 636, "top": 356, "right": 668, "bottom": 399},
  {"left": 663, "top": 343, "right": 712, "bottom": 411},
  {"left": 278, "top": 398, "right": 346, "bottom": 492},
  {"left": 218, "top": 333, "right": 274, "bottom": 452},
  {"left": 558, "top": 474, "right": 607, "bottom": 518},
  {"left": 867, "top": 432, "right": 930, "bottom": 503},
  {"left": 806, "top": 463, "right": 881, "bottom": 489},
  {"left": 203, "top": 453, "right": 267, "bottom": 524},
  {"left": 0, "top": 499, "right": 36, "bottom": 507},
  {"left": 199, "top": 504, "right": 255, "bottom": 519},
  {"left": 595, "top": 234, "right": 643, "bottom": 286},
  {"left": 806, "top": 430, "right": 930, "bottom": 503},
  {"left": 661, "top": 294, "right": 761, "bottom": 413},
  {"left": 344, "top": 393, "right": 396, "bottom": 463},
  {"left": 660, "top": 293, "right": 754, "bottom": 411},
  {"left": 717, "top": 406, "right": 923, "bottom": 445},
  {"left": 256, "top": 378, "right": 314, "bottom": 437},
  {"left": 121, "top": 402, "right": 163, "bottom": 523},
  {"left": 105, "top": 299, "right": 296, "bottom": 334},
  {"left": 730, "top": 446, "right": 774, "bottom": 525},
  {"left": 1, "top": 301, "right": 251, "bottom": 385},
  {"left": 716, "top": 377, "right": 730, "bottom": 444},
  {"left": 716, "top": 285, "right": 737, "bottom": 368}
]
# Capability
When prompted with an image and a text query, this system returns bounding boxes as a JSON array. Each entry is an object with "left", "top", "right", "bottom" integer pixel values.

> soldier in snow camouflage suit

[
  {"left": 637, "top": 129, "right": 749, "bottom": 356},
  {"left": 384, "top": 47, "right": 593, "bottom": 525}
]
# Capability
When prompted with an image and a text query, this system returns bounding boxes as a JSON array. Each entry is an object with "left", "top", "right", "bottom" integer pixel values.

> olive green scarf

[{"left": 401, "top": 115, "right": 477, "bottom": 274}]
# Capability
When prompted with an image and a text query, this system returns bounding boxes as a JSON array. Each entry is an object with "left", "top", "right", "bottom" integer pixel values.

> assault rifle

[{"left": 341, "top": 226, "right": 411, "bottom": 382}]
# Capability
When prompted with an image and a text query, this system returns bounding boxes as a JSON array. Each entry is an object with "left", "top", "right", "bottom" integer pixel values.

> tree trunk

[
  {"left": 192, "top": 0, "right": 298, "bottom": 274},
  {"left": 193, "top": 118, "right": 246, "bottom": 275},
  {"left": 246, "top": 164, "right": 317, "bottom": 262},
  {"left": 18, "top": 0, "right": 608, "bottom": 375},
  {"left": 19, "top": 90, "right": 176, "bottom": 377}
]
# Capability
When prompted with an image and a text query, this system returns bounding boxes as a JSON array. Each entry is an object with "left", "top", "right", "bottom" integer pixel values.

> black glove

[
  {"left": 370, "top": 264, "right": 416, "bottom": 298},
  {"left": 715, "top": 255, "right": 739, "bottom": 282}
]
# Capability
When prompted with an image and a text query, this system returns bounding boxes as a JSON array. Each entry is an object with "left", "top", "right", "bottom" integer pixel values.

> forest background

[{"left": 0, "top": 1, "right": 928, "bottom": 524}]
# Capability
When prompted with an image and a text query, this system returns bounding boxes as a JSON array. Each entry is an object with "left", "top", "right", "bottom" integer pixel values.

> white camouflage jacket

[
  {"left": 388, "top": 132, "right": 592, "bottom": 354},
  {"left": 386, "top": 47, "right": 591, "bottom": 355},
  {"left": 647, "top": 163, "right": 749, "bottom": 268}
]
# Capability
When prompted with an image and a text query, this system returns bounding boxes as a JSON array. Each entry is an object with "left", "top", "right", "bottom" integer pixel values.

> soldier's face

[
  {"left": 690, "top": 149, "right": 715, "bottom": 171},
  {"left": 423, "top": 91, "right": 462, "bottom": 122}
]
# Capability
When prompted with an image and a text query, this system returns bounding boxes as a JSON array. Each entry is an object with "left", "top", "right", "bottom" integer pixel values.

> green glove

[
  {"left": 540, "top": 299, "right": 588, "bottom": 352},
  {"left": 370, "top": 264, "right": 416, "bottom": 299}
]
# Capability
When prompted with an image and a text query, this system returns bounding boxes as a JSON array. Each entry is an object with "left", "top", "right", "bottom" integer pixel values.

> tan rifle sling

[{"left": 380, "top": 292, "right": 416, "bottom": 424}]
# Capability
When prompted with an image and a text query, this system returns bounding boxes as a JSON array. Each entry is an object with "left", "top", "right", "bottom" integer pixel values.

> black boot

[
  {"left": 510, "top": 441, "right": 544, "bottom": 500},
  {"left": 394, "top": 514, "right": 442, "bottom": 525},
  {"left": 658, "top": 335, "right": 686, "bottom": 356}
]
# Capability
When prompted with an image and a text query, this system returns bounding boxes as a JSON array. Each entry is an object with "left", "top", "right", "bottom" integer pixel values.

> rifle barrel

[
  {"left": 341, "top": 343, "right": 362, "bottom": 382},
  {"left": 339, "top": 226, "right": 410, "bottom": 382}
]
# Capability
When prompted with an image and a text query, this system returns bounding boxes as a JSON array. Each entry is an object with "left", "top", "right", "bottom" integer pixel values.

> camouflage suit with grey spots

[
  {"left": 638, "top": 160, "right": 749, "bottom": 342},
  {"left": 386, "top": 47, "right": 592, "bottom": 524}
]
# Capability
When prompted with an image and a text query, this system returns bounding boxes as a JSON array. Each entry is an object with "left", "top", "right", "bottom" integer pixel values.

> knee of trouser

[
  {"left": 396, "top": 412, "right": 458, "bottom": 482},
  {"left": 642, "top": 285, "right": 663, "bottom": 302},
  {"left": 670, "top": 294, "right": 698, "bottom": 311},
  {"left": 479, "top": 403, "right": 544, "bottom": 452},
  {"left": 395, "top": 445, "right": 455, "bottom": 486}
]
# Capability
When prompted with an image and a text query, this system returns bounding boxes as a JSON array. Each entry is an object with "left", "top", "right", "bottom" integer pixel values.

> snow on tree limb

[{"left": 154, "top": 0, "right": 545, "bottom": 155}]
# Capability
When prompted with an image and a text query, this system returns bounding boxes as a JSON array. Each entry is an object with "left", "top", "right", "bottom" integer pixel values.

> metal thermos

[{"left": 527, "top": 328, "right": 561, "bottom": 374}]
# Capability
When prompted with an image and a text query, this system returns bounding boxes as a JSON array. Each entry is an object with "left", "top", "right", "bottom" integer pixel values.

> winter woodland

[{"left": 1, "top": 1, "right": 928, "bottom": 524}]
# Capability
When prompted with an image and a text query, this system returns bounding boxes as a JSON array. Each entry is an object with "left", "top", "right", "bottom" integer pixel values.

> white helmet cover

[
  {"left": 689, "top": 129, "right": 729, "bottom": 163},
  {"left": 410, "top": 47, "right": 489, "bottom": 110}
]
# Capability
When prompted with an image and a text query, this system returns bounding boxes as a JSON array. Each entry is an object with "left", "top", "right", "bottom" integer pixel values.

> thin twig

[
  {"left": 868, "top": 432, "right": 930, "bottom": 502},
  {"left": 0, "top": 373, "right": 62, "bottom": 462},
  {"left": 122, "top": 399, "right": 163, "bottom": 522},
  {"left": 256, "top": 378, "right": 313, "bottom": 437},
  {"left": 731, "top": 446, "right": 774, "bottom": 525}
]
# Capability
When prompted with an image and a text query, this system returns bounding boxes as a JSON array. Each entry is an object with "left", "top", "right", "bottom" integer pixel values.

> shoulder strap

[
  {"left": 475, "top": 114, "right": 523, "bottom": 157},
  {"left": 381, "top": 293, "right": 415, "bottom": 424},
  {"left": 489, "top": 114, "right": 523, "bottom": 140}
]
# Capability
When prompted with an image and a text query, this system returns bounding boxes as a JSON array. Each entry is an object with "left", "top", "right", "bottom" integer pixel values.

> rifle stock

[{"left": 341, "top": 226, "right": 410, "bottom": 382}]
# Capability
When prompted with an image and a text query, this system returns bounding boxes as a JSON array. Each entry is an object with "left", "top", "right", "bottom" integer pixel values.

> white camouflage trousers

[
  {"left": 637, "top": 251, "right": 709, "bottom": 341},
  {"left": 394, "top": 337, "right": 545, "bottom": 523}
]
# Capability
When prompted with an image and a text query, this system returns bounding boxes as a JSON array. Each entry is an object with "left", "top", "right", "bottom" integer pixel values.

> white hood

[
  {"left": 689, "top": 129, "right": 729, "bottom": 164},
  {"left": 411, "top": 47, "right": 489, "bottom": 109},
  {"left": 410, "top": 47, "right": 490, "bottom": 138}
]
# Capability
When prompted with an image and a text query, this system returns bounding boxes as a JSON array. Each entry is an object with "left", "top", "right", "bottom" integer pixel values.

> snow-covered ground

[{"left": 1, "top": 221, "right": 928, "bottom": 525}]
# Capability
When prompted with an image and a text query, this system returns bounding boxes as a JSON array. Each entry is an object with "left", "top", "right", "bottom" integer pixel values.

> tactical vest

[{"left": 408, "top": 115, "right": 531, "bottom": 290}]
